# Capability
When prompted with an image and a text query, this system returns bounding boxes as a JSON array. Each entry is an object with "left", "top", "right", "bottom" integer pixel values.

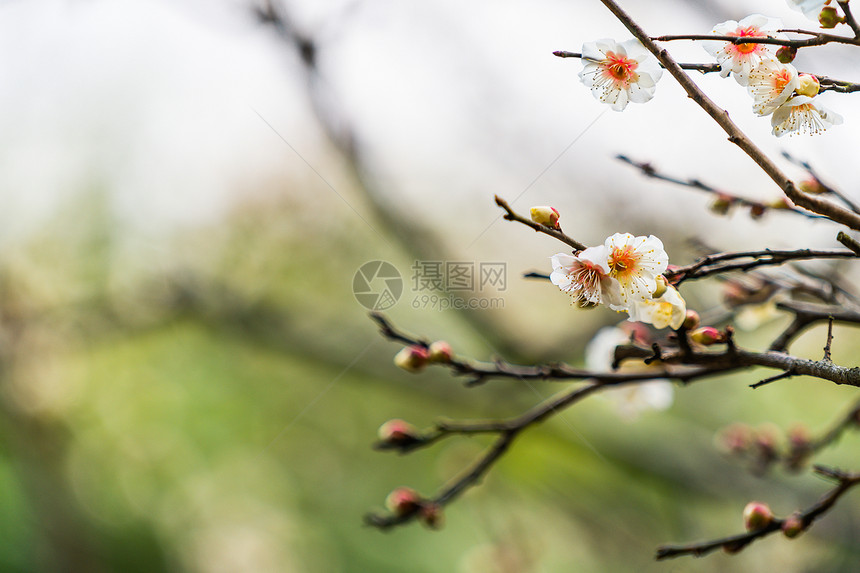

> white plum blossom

[
  {"left": 771, "top": 95, "right": 843, "bottom": 136},
  {"left": 627, "top": 285, "right": 687, "bottom": 330},
  {"left": 585, "top": 326, "right": 674, "bottom": 421},
  {"left": 703, "top": 15, "right": 787, "bottom": 86},
  {"left": 579, "top": 38, "right": 663, "bottom": 111},
  {"left": 604, "top": 233, "right": 669, "bottom": 310},
  {"left": 786, "top": 0, "right": 830, "bottom": 19},
  {"left": 550, "top": 246, "right": 620, "bottom": 306},
  {"left": 747, "top": 60, "right": 798, "bottom": 116}
]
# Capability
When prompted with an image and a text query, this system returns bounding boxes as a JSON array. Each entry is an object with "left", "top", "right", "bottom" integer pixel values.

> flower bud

[
  {"left": 768, "top": 197, "right": 792, "bottom": 210},
  {"left": 652, "top": 275, "right": 668, "bottom": 299},
  {"left": 530, "top": 206, "right": 560, "bottom": 229},
  {"left": 428, "top": 340, "right": 453, "bottom": 363},
  {"left": 385, "top": 487, "right": 422, "bottom": 516},
  {"left": 715, "top": 423, "right": 753, "bottom": 455},
  {"left": 394, "top": 345, "right": 430, "bottom": 372},
  {"left": 743, "top": 502, "right": 774, "bottom": 531},
  {"left": 781, "top": 513, "right": 804, "bottom": 538},
  {"left": 798, "top": 178, "right": 826, "bottom": 194},
  {"left": 819, "top": 6, "right": 843, "bottom": 28},
  {"left": 377, "top": 419, "right": 419, "bottom": 444},
  {"left": 709, "top": 194, "right": 733, "bottom": 215},
  {"left": 749, "top": 204, "right": 766, "bottom": 220},
  {"left": 690, "top": 326, "right": 724, "bottom": 346},
  {"left": 775, "top": 46, "right": 797, "bottom": 64},
  {"left": 682, "top": 309, "right": 700, "bottom": 330},
  {"left": 420, "top": 502, "right": 444, "bottom": 529},
  {"left": 796, "top": 74, "right": 820, "bottom": 97}
]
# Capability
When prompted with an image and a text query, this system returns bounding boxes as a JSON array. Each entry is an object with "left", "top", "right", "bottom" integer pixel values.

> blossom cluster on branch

[{"left": 362, "top": 0, "right": 860, "bottom": 563}]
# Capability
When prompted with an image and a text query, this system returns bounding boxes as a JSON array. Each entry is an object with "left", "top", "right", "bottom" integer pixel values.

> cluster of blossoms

[
  {"left": 703, "top": 14, "right": 842, "bottom": 136},
  {"left": 548, "top": 230, "right": 686, "bottom": 330},
  {"left": 577, "top": 4, "right": 845, "bottom": 136}
]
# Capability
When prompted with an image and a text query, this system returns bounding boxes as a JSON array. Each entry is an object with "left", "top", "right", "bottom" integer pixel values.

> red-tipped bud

[
  {"left": 781, "top": 513, "right": 804, "bottom": 538},
  {"left": 716, "top": 423, "right": 753, "bottom": 455},
  {"left": 798, "top": 178, "right": 827, "bottom": 194},
  {"left": 385, "top": 487, "right": 422, "bottom": 516},
  {"left": 743, "top": 502, "right": 774, "bottom": 531},
  {"left": 377, "top": 419, "right": 419, "bottom": 444},
  {"left": 768, "top": 197, "right": 792, "bottom": 210},
  {"left": 776, "top": 45, "right": 797, "bottom": 64},
  {"left": 682, "top": 309, "right": 700, "bottom": 330},
  {"left": 750, "top": 204, "right": 767, "bottom": 220},
  {"left": 419, "top": 503, "right": 444, "bottom": 529},
  {"left": 819, "top": 6, "right": 843, "bottom": 28},
  {"left": 788, "top": 424, "right": 810, "bottom": 449},
  {"left": 428, "top": 340, "right": 453, "bottom": 363},
  {"left": 690, "top": 326, "right": 724, "bottom": 346},
  {"left": 394, "top": 345, "right": 430, "bottom": 372},
  {"left": 709, "top": 194, "right": 733, "bottom": 215},
  {"left": 530, "top": 206, "right": 560, "bottom": 229},
  {"left": 796, "top": 74, "right": 820, "bottom": 97}
]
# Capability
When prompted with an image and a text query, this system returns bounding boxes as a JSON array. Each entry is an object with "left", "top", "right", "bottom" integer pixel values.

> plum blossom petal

[
  {"left": 579, "top": 38, "right": 663, "bottom": 111},
  {"left": 747, "top": 60, "right": 798, "bottom": 116},
  {"left": 771, "top": 95, "right": 843, "bottom": 136},
  {"left": 703, "top": 15, "right": 787, "bottom": 86},
  {"left": 604, "top": 233, "right": 669, "bottom": 311},
  {"left": 627, "top": 285, "right": 687, "bottom": 330},
  {"left": 786, "top": 0, "right": 829, "bottom": 19},
  {"left": 550, "top": 246, "right": 620, "bottom": 305}
]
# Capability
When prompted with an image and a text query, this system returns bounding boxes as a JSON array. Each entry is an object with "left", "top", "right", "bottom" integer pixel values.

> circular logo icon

[{"left": 353, "top": 261, "right": 403, "bottom": 311}]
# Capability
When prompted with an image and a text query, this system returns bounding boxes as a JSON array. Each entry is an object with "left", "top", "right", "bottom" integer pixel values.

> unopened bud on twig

[
  {"left": 743, "top": 502, "right": 774, "bottom": 531},
  {"left": 530, "top": 206, "right": 560, "bottom": 229},
  {"left": 716, "top": 423, "right": 753, "bottom": 455},
  {"left": 385, "top": 487, "right": 423, "bottom": 516},
  {"left": 749, "top": 204, "right": 766, "bottom": 220},
  {"left": 768, "top": 197, "right": 792, "bottom": 210},
  {"left": 682, "top": 309, "right": 700, "bottom": 330},
  {"left": 709, "top": 194, "right": 733, "bottom": 215},
  {"left": 377, "top": 419, "right": 420, "bottom": 445},
  {"left": 781, "top": 513, "right": 804, "bottom": 538},
  {"left": 428, "top": 340, "right": 453, "bottom": 363},
  {"left": 798, "top": 178, "right": 826, "bottom": 194},
  {"left": 796, "top": 74, "right": 820, "bottom": 97},
  {"left": 690, "top": 326, "right": 725, "bottom": 346},
  {"left": 394, "top": 345, "right": 430, "bottom": 372},
  {"left": 775, "top": 45, "right": 797, "bottom": 64},
  {"left": 819, "top": 6, "right": 843, "bottom": 28}
]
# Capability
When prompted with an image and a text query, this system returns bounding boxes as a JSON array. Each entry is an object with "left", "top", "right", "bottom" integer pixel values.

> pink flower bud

[
  {"left": 743, "top": 502, "right": 774, "bottom": 531},
  {"left": 377, "top": 419, "right": 419, "bottom": 444},
  {"left": 798, "top": 178, "right": 826, "bottom": 194},
  {"left": 715, "top": 423, "right": 752, "bottom": 455},
  {"left": 394, "top": 345, "right": 430, "bottom": 372},
  {"left": 529, "top": 206, "right": 560, "bottom": 229},
  {"left": 428, "top": 340, "right": 453, "bottom": 363},
  {"left": 796, "top": 74, "right": 820, "bottom": 97},
  {"left": 682, "top": 309, "right": 700, "bottom": 330},
  {"left": 819, "top": 6, "right": 843, "bottom": 28},
  {"left": 690, "top": 326, "right": 724, "bottom": 346},
  {"left": 385, "top": 487, "right": 423, "bottom": 516},
  {"left": 775, "top": 46, "right": 797, "bottom": 64},
  {"left": 781, "top": 513, "right": 804, "bottom": 538}
]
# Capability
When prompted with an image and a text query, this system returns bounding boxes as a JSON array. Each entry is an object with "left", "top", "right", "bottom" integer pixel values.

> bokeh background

[{"left": 2, "top": 0, "right": 860, "bottom": 571}]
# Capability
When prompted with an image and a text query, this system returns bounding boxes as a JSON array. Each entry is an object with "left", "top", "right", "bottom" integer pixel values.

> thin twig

[
  {"left": 651, "top": 31, "right": 860, "bottom": 48},
  {"left": 838, "top": 0, "right": 860, "bottom": 39},
  {"left": 494, "top": 195, "right": 586, "bottom": 251}
]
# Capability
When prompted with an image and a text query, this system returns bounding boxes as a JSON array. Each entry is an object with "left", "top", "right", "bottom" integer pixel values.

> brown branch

[
  {"left": 770, "top": 300, "right": 860, "bottom": 352},
  {"left": 656, "top": 465, "right": 860, "bottom": 559},
  {"left": 596, "top": 0, "right": 860, "bottom": 231},
  {"left": 668, "top": 248, "right": 857, "bottom": 284},
  {"left": 838, "top": 0, "right": 860, "bottom": 38},
  {"left": 651, "top": 31, "right": 860, "bottom": 48},
  {"left": 494, "top": 195, "right": 586, "bottom": 251},
  {"left": 617, "top": 155, "right": 824, "bottom": 221},
  {"left": 837, "top": 231, "right": 860, "bottom": 255}
]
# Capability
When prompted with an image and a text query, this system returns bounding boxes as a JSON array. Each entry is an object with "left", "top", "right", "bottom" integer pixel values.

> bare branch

[{"left": 494, "top": 195, "right": 587, "bottom": 251}]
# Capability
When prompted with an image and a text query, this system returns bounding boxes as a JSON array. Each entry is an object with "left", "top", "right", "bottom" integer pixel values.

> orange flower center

[
  {"left": 609, "top": 246, "right": 640, "bottom": 279},
  {"left": 604, "top": 52, "right": 638, "bottom": 81},
  {"left": 732, "top": 26, "right": 766, "bottom": 55}
]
